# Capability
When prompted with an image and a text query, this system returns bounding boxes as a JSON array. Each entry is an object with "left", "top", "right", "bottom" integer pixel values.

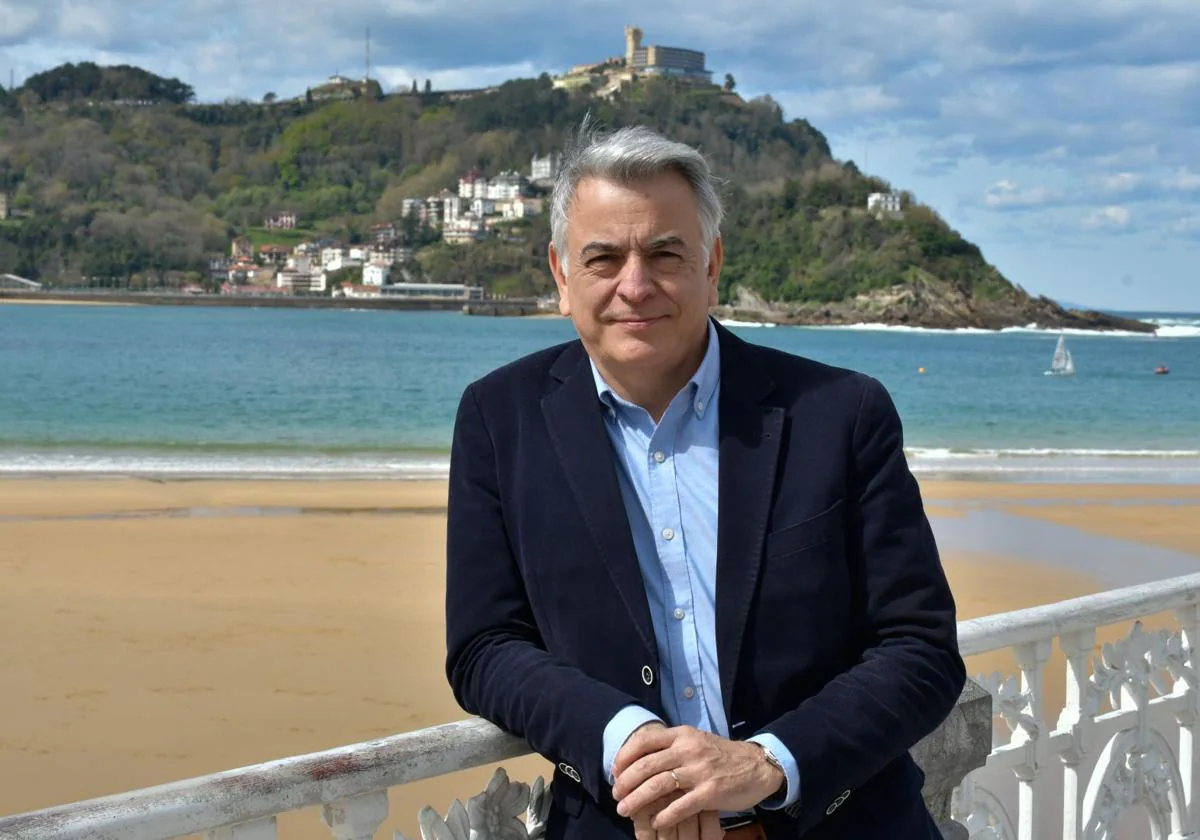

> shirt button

[
  {"left": 683, "top": 686, "right": 695, "bottom": 699},
  {"left": 673, "top": 608, "right": 685, "bottom": 620},
  {"left": 695, "top": 400, "right": 705, "bottom": 413},
  {"left": 662, "top": 527, "right": 675, "bottom": 541},
  {"left": 653, "top": 450, "right": 665, "bottom": 463}
]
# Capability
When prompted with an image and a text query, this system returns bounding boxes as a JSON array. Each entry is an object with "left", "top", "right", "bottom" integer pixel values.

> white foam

[
  {"left": 0, "top": 450, "right": 452, "bottom": 480},
  {"left": 785, "top": 321, "right": 1198, "bottom": 338},
  {"left": 717, "top": 319, "right": 778, "bottom": 328}
]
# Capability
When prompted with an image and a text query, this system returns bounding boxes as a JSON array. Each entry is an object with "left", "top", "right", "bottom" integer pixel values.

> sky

[{"left": 1, "top": 0, "right": 1198, "bottom": 312}]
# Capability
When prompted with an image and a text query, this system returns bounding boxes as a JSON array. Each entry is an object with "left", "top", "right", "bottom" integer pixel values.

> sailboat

[{"left": 1044, "top": 334, "right": 1076, "bottom": 376}]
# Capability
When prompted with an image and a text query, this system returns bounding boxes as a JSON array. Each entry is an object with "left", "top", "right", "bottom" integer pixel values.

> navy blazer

[{"left": 445, "top": 321, "right": 966, "bottom": 838}]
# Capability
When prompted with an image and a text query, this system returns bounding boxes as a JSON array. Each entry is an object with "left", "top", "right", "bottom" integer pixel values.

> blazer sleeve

[
  {"left": 444, "top": 383, "right": 643, "bottom": 803},
  {"left": 754, "top": 375, "right": 966, "bottom": 826}
]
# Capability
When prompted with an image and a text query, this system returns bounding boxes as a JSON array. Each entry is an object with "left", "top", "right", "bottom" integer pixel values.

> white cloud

[
  {"left": 1164, "top": 169, "right": 1200, "bottom": 191},
  {"left": 983, "top": 179, "right": 1057, "bottom": 209},
  {"left": 1099, "top": 172, "right": 1141, "bottom": 192},
  {"left": 1175, "top": 216, "right": 1200, "bottom": 234},
  {"left": 375, "top": 61, "right": 541, "bottom": 93},
  {"left": 1081, "top": 206, "right": 1131, "bottom": 229},
  {"left": 0, "top": 0, "right": 40, "bottom": 39}
]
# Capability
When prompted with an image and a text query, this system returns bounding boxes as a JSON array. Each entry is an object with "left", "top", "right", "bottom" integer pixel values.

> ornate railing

[
  {"left": 2, "top": 572, "right": 1199, "bottom": 840},
  {"left": 953, "top": 571, "right": 1200, "bottom": 840}
]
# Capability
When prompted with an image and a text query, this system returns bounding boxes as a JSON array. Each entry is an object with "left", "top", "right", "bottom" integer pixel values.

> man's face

[{"left": 549, "top": 171, "right": 722, "bottom": 380}]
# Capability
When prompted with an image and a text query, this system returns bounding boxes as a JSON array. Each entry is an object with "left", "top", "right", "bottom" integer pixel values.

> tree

[
  {"left": 305, "top": 87, "right": 313, "bottom": 103},
  {"left": 411, "top": 80, "right": 418, "bottom": 94},
  {"left": 723, "top": 73, "right": 736, "bottom": 92},
  {"left": 424, "top": 78, "right": 432, "bottom": 93},
  {"left": 263, "top": 92, "right": 277, "bottom": 103}
]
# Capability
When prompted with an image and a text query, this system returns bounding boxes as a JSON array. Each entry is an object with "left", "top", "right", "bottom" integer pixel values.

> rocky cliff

[{"left": 711, "top": 276, "right": 1155, "bottom": 333}]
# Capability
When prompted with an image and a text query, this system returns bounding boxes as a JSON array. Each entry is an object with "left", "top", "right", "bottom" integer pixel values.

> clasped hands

[{"left": 610, "top": 723, "right": 784, "bottom": 839}]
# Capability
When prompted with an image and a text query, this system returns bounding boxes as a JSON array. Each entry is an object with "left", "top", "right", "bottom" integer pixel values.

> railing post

[
  {"left": 1057, "top": 628, "right": 1098, "bottom": 840},
  {"left": 322, "top": 790, "right": 389, "bottom": 840},
  {"left": 206, "top": 817, "right": 277, "bottom": 839},
  {"left": 912, "top": 679, "right": 994, "bottom": 840}
]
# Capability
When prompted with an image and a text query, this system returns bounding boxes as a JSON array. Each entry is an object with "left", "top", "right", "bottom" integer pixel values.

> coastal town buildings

[{"left": 219, "top": 154, "right": 552, "bottom": 297}]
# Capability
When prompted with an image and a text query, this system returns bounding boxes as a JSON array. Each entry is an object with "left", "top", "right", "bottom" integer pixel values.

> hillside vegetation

[{"left": 0, "top": 62, "right": 1146, "bottom": 330}]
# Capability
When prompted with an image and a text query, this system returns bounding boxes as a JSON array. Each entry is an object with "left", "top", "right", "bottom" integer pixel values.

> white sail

[{"left": 1045, "top": 335, "right": 1076, "bottom": 376}]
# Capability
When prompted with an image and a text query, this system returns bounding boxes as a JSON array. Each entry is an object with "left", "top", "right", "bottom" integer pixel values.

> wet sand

[{"left": 0, "top": 478, "right": 1195, "bottom": 838}]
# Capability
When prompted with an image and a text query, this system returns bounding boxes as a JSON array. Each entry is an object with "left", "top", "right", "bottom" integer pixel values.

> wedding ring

[{"left": 670, "top": 769, "right": 680, "bottom": 789}]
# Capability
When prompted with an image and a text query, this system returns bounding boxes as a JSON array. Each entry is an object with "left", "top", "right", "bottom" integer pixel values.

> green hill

[{"left": 0, "top": 65, "right": 1151, "bottom": 331}]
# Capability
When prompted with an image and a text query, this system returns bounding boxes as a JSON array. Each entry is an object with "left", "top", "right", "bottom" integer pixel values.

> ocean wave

[
  {"left": 0, "top": 450, "right": 451, "bottom": 479},
  {"left": 1153, "top": 325, "right": 1200, "bottom": 338},
  {"left": 789, "top": 322, "right": 1199, "bottom": 338},
  {"left": 717, "top": 319, "right": 778, "bottom": 328},
  {"left": 908, "top": 447, "right": 1200, "bottom": 459}
]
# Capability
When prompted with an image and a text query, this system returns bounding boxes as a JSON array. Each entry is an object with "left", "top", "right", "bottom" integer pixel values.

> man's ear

[
  {"left": 706, "top": 236, "right": 724, "bottom": 307},
  {"left": 549, "top": 242, "right": 571, "bottom": 316}
]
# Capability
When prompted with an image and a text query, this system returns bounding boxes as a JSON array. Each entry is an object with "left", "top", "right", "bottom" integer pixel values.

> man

[{"left": 445, "top": 121, "right": 966, "bottom": 839}]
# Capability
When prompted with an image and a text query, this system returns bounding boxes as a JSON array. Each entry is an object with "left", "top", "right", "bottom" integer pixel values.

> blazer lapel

[
  {"left": 713, "top": 325, "right": 784, "bottom": 717},
  {"left": 541, "top": 345, "right": 658, "bottom": 659}
]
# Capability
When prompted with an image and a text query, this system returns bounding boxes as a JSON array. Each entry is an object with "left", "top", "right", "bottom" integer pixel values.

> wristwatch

[{"left": 755, "top": 742, "right": 788, "bottom": 799}]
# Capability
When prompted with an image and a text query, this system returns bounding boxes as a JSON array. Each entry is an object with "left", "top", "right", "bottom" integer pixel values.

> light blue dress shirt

[{"left": 593, "top": 319, "right": 800, "bottom": 810}]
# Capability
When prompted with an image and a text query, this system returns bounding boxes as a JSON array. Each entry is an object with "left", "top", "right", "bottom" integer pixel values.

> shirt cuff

[
  {"left": 746, "top": 732, "right": 801, "bottom": 809},
  {"left": 601, "top": 705, "right": 664, "bottom": 785}
]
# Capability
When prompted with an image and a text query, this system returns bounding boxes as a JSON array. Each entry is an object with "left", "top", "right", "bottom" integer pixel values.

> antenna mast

[{"left": 365, "top": 27, "right": 371, "bottom": 81}]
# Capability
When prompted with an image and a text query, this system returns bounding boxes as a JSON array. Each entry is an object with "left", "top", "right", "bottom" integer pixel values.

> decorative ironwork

[{"left": 399, "top": 768, "right": 548, "bottom": 840}]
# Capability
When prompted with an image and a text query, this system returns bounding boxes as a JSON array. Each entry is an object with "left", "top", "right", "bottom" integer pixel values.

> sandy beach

[{"left": 1, "top": 478, "right": 1197, "bottom": 838}]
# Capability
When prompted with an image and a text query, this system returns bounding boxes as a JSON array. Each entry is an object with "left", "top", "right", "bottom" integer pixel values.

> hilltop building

[
  {"left": 622, "top": 26, "right": 710, "bottom": 83},
  {"left": 867, "top": 191, "right": 903, "bottom": 219},
  {"left": 552, "top": 25, "right": 713, "bottom": 95}
]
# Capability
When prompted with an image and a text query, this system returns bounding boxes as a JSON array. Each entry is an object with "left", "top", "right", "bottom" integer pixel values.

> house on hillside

[
  {"left": 867, "top": 191, "right": 903, "bottom": 219},
  {"left": 265, "top": 211, "right": 297, "bottom": 230},
  {"left": 231, "top": 236, "right": 253, "bottom": 259}
]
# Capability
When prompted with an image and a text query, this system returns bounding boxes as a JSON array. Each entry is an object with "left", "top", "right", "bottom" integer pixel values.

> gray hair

[{"left": 549, "top": 120, "right": 724, "bottom": 275}]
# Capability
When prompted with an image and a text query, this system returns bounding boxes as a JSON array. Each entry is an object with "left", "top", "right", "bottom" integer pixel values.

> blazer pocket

[{"left": 764, "top": 498, "right": 844, "bottom": 558}]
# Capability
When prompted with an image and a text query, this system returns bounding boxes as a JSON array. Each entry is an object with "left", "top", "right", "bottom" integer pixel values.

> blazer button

[
  {"left": 641, "top": 665, "right": 654, "bottom": 686},
  {"left": 557, "top": 762, "right": 582, "bottom": 783}
]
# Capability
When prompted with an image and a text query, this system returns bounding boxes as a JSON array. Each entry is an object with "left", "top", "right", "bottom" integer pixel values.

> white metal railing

[
  {"left": 953, "top": 571, "right": 1200, "bottom": 840},
  {"left": 2, "top": 572, "right": 1200, "bottom": 840}
]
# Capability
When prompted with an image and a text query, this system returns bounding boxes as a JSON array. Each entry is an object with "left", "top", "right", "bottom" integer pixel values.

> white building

[
  {"left": 486, "top": 171, "right": 524, "bottom": 201},
  {"left": 442, "top": 195, "right": 462, "bottom": 223},
  {"left": 530, "top": 153, "right": 559, "bottom": 184},
  {"left": 277, "top": 256, "right": 326, "bottom": 294},
  {"left": 458, "top": 170, "right": 487, "bottom": 199},
  {"left": 363, "top": 264, "right": 390, "bottom": 286},
  {"left": 444, "top": 214, "right": 483, "bottom": 245},
  {"left": 867, "top": 191, "right": 903, "bottom": 217},
  {"left": 501, "top": 197, "right": 544, "bottom": 220},
  {"left": 380, "top": 282, "right": 484, "bottom": 300},
  {"left": 470, "top": 198, "right": 496, "bottom": 217},
  {"left": 321, "top": 247, "right": 362, "bottom": 273}
]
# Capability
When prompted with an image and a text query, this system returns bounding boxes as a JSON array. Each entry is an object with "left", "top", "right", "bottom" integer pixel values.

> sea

[{"left": 2, "top": 304, "right": 1198, "bottom": 483}]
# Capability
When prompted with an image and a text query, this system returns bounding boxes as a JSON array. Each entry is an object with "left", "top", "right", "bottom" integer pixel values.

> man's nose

[{"left": 616, "top": 255, "right": 655, "bottom": 302}]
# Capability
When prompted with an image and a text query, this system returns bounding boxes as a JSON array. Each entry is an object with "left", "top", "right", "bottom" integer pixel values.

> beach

[{"left": 1, "top": 477, "right": 1198, "bottom": 838}]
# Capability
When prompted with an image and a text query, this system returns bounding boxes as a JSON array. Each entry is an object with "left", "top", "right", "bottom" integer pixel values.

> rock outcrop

[{"left": 711, "top": 276, "right": 1155, "bottom": 332}]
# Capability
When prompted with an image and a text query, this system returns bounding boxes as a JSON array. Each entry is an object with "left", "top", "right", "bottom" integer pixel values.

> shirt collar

[{"left": 591, "top": 318, "right": 721, "bottom": 420}]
